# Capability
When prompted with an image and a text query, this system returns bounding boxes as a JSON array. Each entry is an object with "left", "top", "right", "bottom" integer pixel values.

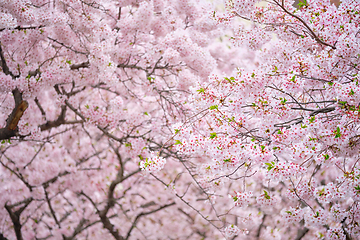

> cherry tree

[
  {"left": 0, "top": 0, "right": 247, "bottom": 239},
  {"left": 1, "top": 0, "right": 359, "bottom": 240},
  {"left": 173, "top": 0, "right": 360, "bottom": 239}
]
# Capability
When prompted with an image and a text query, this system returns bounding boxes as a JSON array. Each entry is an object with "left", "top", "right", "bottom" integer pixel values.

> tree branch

[
  {"left": 125, "top": 202, "right": 176, "bottom": 239},
  {"left": 39, "top": 105, "right": 67, "bottom": 131},
  {"left": 0, "top": 89, "right": 28, "bottom": 140},
  {"left": 273, "top": 0, "right": 336, "bottom": 49},
  {"left": 5, "top": 197, "right": 33, "bottom": 240},
  {"left": 0, "top": 43, "right": 13, "bottom": 76}
]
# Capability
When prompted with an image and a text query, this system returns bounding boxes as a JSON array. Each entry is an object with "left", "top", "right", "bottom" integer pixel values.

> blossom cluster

[
  {"left": 231, "top": 190, "right": 253, "bottom": 207},
  {"left": 139, "top": 152, "right": 167, "bottom": 173},
  {"left": 266, "top": 161, "right": 306, "bottom": 181},
  {"left": 304, "top": 208, "right": 327, "bottom": 229},
  {"left": 224, "top": 224, "right": 240, "bottom": 238}
]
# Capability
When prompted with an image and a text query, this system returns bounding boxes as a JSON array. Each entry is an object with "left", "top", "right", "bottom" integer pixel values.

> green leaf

[
  {"left": 144, "top": 112, "right": 148, "bottom": 116},
  {"left": 290, "top": 76, "right": 296, "bottom": 82},
  {"left": 147, "top": 76, "right": 155, "bottom": 83},
  {"left": 263, "top": 190, "right": 270, "bottom": 199},
  {"left": 197, "top": 88, "right": 205, "bottom": 93},
  {"left": 209, "top": 132, "right": 217, "bottom": 139},
  {"left": 265, "top": 163, "right": 273, "bottom": 171},
  {"left": 228, "top": 116, "right": 235, "bottom": 122},
  {"left": 335, "top": 127, "right": 341, "bottom": 138},
  {"left": 265, "top": 162, "right": 275, "bottom": 171},
  {"left": 209, "top": 105, "right": 218, "bottom": 110},
  {"left": 309, "top": 116, "right": 315, "bottom": 123},
  {"left": 174, "top": 129, "right": 180, "bottom": 134},
  {"left": 251, "top": 73, "right": 255, "bottom": 78},
  {"left": 298, "top": 0, "right": 307, "bottom": 8},
  {"left": 350, "top": 89, "right": 355, "bottom": 96},
  {"left": 175, "top": 140, "right": 182, "bottom": 145}
]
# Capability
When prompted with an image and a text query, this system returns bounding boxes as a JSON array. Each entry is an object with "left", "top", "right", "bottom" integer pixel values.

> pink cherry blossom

[{"left": 1, "top": 0, "right": 360, "bottom": 239}]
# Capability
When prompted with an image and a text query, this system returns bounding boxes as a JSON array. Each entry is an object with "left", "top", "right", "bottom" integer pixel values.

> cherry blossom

[{"left": 1, "top": 0, "right": 360, "bottom": 239}]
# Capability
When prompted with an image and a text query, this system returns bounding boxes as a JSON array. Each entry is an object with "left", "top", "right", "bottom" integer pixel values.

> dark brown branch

[
  {"left": 0, "top": 46, "right": 29, "bottom": 140},
  {"left": 117, "top": 63, "right": 145, "bottom": 71},
  {"left": 125, "top": 202, "right": 176, "bottom": 239},
  {"left": 0, "top": 128, "right": 17, "bottom": 141},
  {"left": 99, "top": 210, "right": 124, "bottom": 240},
  {"left": 47, "top": 37, "right": 88, "bottom": 55},
  {"left": 5, "top": 197, "right": 33, "bottom": 240},
  {"left": 0, "top": 233, "right": 9, "bottom": 240},
  {"left": 109, "top": 141, "right": 124, "bottom": 180},
  {"left": 40, "top": 105, "right": 66, "bottom": 131},
  {"left": 34, "top": 97, "right": 46, "bottom": 118},
  {"left": 256, "top": 214, "right": 266, "bottom": 239},
  {"left": 97, "top": 169, "right": 140, "bottom": 240},
  {"left": 309, "top": 107, "right": 336, "bottom": 116},
  {"left": 70, "top": 61, "right": 90, "bottom": 70},
  {"left": 0, "top": 89, "right": 28, "bottom": 140},
  {"left": 44, "top": 187, "right": 61, "bottom": 227},
  {"left": 7, "top": 100, "right": 28, "bottom": 131},
  {"left": 0, "top": 25, "right": 45, "bottom": 32},
  {"left": 0, "top": 43, "right": 11, "bottom": 76},
  {"left": 295, "top": 227, "right": 309, "bottom": 240},
  {"left": 64, "top": 100, "right": 86, "bottom": 121},
  {"left": 273, "top": 0, "right": 336, "bottom": 49},
  {"left": 118, "top": 7, "right": 122, "bottom": 20},
  {"left": 63, "top": 218, "right": 89, "bottom": 240}
]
